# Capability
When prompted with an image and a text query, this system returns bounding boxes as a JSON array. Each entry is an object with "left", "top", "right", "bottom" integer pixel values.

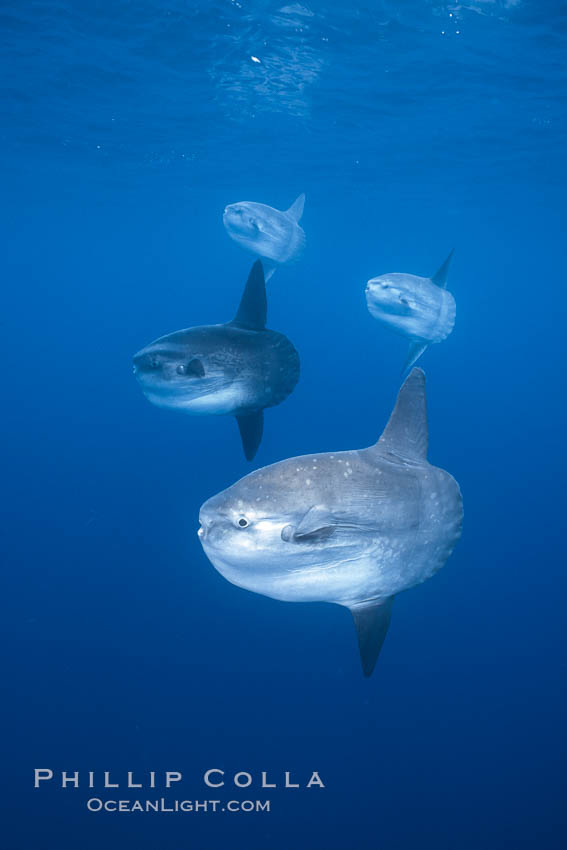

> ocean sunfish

[
  {"left": 365, "top": 251, "right": 456, "bottom": 371},
  {"left": 198, "top": 369, "right": 463, "bottom": 676},
  {"left": 223, "top": 194, "right": 306, "bottom": 279},
  {"left": 133, "top": 261, "right": 300, "bottom": 461}
]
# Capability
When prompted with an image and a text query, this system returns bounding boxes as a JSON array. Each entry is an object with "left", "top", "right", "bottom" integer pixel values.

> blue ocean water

[{"left": 2, "top": 1, "right": 566, "bottom": 848}]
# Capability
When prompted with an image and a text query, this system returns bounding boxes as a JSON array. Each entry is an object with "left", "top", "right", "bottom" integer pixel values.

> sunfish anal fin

[
  {"left": 286, "top": 193, "right": 305, "bottom": 222},
  {"left": 403, "top": 340, "right": 428, "bottom": 373},
  {"left": 431, "top": 249, "right": 454, "bottom": 289},
  {"left": 236, "top": 410, "right": 264, "bottom": 461},
  {"left": 230, "top": 260, "right": 267, "bottom": 331},
  {"left": 264, "top": 262, "right": 277, "bottom": 282},
  {"left": 349, "top": 597, "right": 394, "bottom": 677},
  {"left": 375, "top": 367, "right": 428, "bottom": 461}
]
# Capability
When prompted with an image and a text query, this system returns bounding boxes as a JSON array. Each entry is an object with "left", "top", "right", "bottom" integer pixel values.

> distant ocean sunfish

[
  {"left": 198, "top": 369, "right": 463, "bottom": 676},
  {"left": 365, "top": 251, "right": 456, "bottom": 371},
  {"left": 223, "top": 194, "right": 306, "bottom": 278},
  {"left": 133, "top": 261, "right": 300, "bottom": 461}
]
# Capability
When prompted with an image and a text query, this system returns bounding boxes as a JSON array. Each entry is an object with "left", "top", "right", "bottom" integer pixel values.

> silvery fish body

[
  {"left": 365, "top": 252, "right": 456, "bottom": 370},
  {"left": 223, "top": 194, "right": 306, "bottom": 273},
  {"left": 198, "top": 369, "right": 462, "bottom": 675},
  {"left": 133, "top": 261, "right": 299, "bottom": 460}
]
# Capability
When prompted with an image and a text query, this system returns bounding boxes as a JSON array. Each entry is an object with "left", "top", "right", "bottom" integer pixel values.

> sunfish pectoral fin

[
  {"left": 235, "top": 409, "right": 264, "bottom": 461},
  {"left": 293, "top": 505, "right": 336, "bottom": 541},
  {"left": 349, "top": 597, "right": 394, "bottom": 677},
  {"left": 286, "top": 193, "right": 305, "bottom": 222},
  {"left": 374, "top": 367, "right": 428, "bottom": 461},
  {"left": 431, "top": 249, "right": 454, "bottom": 289},
  {"left": 230, "top": 260, "right": 267, "bottom": 331},
  {"left": 403, "top": 340, "right": 428, "bottom": 373},
  {"left": 291, "top": 505, "right": 382, "bottom": 543}
]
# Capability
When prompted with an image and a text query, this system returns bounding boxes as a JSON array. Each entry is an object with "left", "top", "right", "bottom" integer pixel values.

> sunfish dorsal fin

[
  {"left": 286, "top": 193, "right": 305, "bottom": 222},
  {"left": 231, "top": 260, "right": 267, "bottom": 330},
  {"left": 375, "top": 368, "right": 428, "bottom": 461},
  {"left": 431, "top": 249, "right": 453, "bottom": 289},
  {"left": 349, "top": 597, "right": 394, "bottom": 677},
  {"left": 235, "top": 410, "right": 264, "bottom": 461}
]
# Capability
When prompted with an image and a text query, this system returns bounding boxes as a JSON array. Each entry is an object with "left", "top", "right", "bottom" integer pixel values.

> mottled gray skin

[
  {"left": 223, "top": 197, "right": 305, "bottom": 266},
  {"left": 199, "top": 370, "right": 462, "bottom": 610},
  {"left": 133, "top": 324, "right": 299, "bottom": 417},
  {"left": 366, "top": 273, "right": 456, "bottom": 345}
]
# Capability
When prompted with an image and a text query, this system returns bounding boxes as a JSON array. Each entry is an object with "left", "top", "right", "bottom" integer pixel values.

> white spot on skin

[{"left": 306, "top": 479, "right": 311, "bottom": 486}]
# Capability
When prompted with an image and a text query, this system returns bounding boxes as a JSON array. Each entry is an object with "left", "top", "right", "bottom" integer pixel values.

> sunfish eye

[
  {"left": 237, "top": 517, "right": 249, "bottom": 528},
  {"left": 380, "top": 282, "right": 389, "bottom": 289}
]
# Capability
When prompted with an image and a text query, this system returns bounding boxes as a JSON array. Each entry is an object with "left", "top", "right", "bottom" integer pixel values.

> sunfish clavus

[
  {"left": 198, "top": 369, "right": 463, "bottom": 676},
  {"left": 223, "top": 194, "right": 306, "bottom": 279},
  {"left": 133, "top": 261, "right": 300, "bottom": 461},
  {"left": 365, "top": 251, "right": 456, "bottom": 371}
]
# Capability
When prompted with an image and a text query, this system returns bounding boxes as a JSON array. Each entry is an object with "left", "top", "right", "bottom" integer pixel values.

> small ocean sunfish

[
  {"left": 365, "top": 251, "right": 456, "bottom": 371},
  {"left": 223, "top": 194, "right": 306, "bottom": 278},
  {"left": 133, "top": 261, "right": 300, "bottom": 461}
]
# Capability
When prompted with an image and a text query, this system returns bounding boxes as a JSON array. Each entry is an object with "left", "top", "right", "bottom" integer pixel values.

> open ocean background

[{"left": 2, "top": 2, "right": 566, "bottom": 848}]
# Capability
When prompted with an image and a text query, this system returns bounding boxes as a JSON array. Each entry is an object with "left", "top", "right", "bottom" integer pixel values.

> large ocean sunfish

[
  {"left": 365, "top": 251, "right": 456, "bottom": 371},
  {"left": 198, "top": 369, "right": 463, "bottom": 676},
  {"left": 133, "top": 261, "right": 300, "bottom": 461},
  {"left": 223, "top": 194, "right": 306, "bottom": 279}
]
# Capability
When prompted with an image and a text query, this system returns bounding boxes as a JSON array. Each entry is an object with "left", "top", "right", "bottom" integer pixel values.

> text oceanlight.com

[{"left": 86, "top": 798, "right": 270, "bottom": 813}]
